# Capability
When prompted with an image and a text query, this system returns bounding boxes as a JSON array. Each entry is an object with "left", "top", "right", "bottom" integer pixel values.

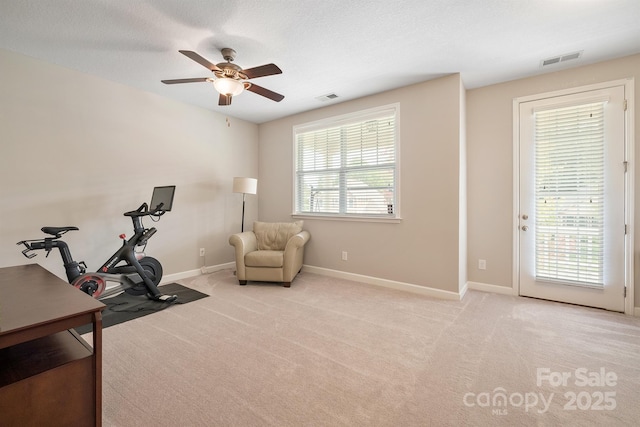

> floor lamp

[{"left": 233, "top": 177, "right": 257, "bottom": 232}]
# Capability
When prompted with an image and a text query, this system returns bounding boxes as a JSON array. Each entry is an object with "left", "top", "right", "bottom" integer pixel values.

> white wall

[
  {"left": 258, "top": 74, "right": 465, "bottom": 294},
  {"left": 467, "top": 53, "right": 640, "bottom": 306},
  {"left": 0, "top": 48, "right": 258, "bottom": 280}
]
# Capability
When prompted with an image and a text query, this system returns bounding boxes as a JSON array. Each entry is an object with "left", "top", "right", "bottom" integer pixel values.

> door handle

[{"left": 521, "top": 225, "right": 529, "bottom": 231}]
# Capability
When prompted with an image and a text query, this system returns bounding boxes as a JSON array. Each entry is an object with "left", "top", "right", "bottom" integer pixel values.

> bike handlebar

[
  {"left": 124, "top": 202, "right": 166, "bottom": 218},
  {"left": 17, "top": 238, "right": 62, "bottom": 259}
]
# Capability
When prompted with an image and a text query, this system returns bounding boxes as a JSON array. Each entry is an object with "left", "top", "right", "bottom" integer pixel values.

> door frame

[{"left": 512, "top": 78, "right": 635, "bottom": 315}]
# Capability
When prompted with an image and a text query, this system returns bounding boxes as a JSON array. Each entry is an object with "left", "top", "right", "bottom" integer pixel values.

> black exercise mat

[{"left": 75, "top": 283, "right": 208, "bottom": 334}]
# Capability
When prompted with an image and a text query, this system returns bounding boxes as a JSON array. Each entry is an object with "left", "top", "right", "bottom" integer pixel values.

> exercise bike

[{"left": 17, "top": 186, "right": 177, "bottom": 302}]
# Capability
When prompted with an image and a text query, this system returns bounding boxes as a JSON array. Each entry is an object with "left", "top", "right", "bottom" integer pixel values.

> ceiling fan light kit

[
  {"left": 213, "top": 77, "right": 244, "bottom": 96},
  {"left": 161, "top": 48, "right": 284, "bottom": 106}
]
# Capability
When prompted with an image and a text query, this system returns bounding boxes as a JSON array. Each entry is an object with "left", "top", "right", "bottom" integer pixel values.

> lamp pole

[
  {"left": 233, "top": 177, "right": 257, "bottom": 233},
  {"left": 241, "top": 192, "right": 246, "bottom": 232}
]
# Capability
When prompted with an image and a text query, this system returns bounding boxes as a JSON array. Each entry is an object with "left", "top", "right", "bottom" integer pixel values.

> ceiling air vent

[
  {"left": 541, "top": 51, "right": 583, "bottom": 67},
  {"left": 315, "top": 93, "right": 339, "bottom": 102}
]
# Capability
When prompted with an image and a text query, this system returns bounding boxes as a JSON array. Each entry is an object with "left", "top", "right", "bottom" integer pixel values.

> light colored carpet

[{"left": 98, "top": 270, "right": 640, "bottom": 426}]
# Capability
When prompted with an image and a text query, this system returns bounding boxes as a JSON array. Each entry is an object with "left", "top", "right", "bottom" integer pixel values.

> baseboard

[
  {"left": 160, "top": 268, "right": 202, "bottom": 284},
  {"left": 200, "top": 262, "right": 235, "bottom": 275},
  {"left": 160, "top": 262, "right": 235, "bottom": 284},
  {"left": 467, "top": 281, "right": 517, "bottom": 296},
  {"left": 459, "top": 282, "right": 469, "bottom": 299},
  {"left": 302, "top": 265, "right": 463, "bottom": 301}
]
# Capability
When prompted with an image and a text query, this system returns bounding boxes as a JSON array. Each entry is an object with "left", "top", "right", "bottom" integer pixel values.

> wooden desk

[{"left": 0, "top": 264, "right": 105, "bottom": 426}]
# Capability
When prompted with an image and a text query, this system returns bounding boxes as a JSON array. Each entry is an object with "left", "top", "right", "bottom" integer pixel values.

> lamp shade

[
  {"left": 233, "top": 177, "right": 257, "bottom": 194},
  {"left": 214, "top": 78, "right": 245, "bottom": 96}
]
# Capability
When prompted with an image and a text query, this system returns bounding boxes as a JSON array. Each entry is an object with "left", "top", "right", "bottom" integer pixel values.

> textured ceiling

[{"left": 1, "top": 0, "right": 639, "bottom": 123}]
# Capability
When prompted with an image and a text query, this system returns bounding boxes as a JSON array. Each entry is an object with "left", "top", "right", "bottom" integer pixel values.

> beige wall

[
  {"left": 6, "top": 44, "right": 635, "bottom": 306},
  {"left": 258, "top": 74, "right": 465, "bottom": 293},
  {"left": 0, "top": 48, "right": 258, "bottom": 279},
  {"left": 467, "top": 54, "right": 640, "bottom": 306}
]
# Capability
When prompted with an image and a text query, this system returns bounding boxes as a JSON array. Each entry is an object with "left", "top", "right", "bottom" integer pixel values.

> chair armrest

[
  {"left": 284, "top": 230, "right": 311, "bottom": 251},
  {"left": 229, "top": 232, "right": 257, "bottom": 279},
  {"left": 283, "top": 231, "right": 310, "bottom": 281},
  {"left": 229, "top": 231, "right": 258, "bottom": 253}
]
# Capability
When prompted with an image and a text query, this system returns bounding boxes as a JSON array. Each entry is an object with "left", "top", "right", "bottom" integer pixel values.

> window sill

[{"left": 291, "top": 214, "right": 402, "bottom": 224}]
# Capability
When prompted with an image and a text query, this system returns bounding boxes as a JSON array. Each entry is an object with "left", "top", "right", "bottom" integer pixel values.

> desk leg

[{"left": 93, "top": 311, "right": 103, "bottom": 427}]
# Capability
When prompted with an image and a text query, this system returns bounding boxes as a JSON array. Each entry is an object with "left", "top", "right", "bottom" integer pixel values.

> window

[{"left": 293, "top": 105, "right": 399, "bottom": 219}]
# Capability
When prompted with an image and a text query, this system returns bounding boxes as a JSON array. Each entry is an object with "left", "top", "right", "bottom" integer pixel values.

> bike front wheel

[{"left": 124, "top": 256, "right": 164, "bottom": 296}]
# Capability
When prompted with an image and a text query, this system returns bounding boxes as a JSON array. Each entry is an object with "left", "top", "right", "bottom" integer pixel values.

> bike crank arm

[
  {"left": 95, "top": 285, "right": 127, "bottom": 300},
  {"left": 82, "top": 272, "right": 137, "bottom": 300},
  {"left": 88, "top": 272, "right": 176, "bottom": 302}
]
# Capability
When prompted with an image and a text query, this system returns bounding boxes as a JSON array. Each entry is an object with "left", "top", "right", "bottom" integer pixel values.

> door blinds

[{"left": 534, "top": 101, "right": 606, "bottom": 286}]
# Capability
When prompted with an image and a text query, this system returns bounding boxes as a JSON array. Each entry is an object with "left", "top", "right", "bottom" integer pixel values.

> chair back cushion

[{"left": 254, "top": 221, "right": 304, "bottom": 251}]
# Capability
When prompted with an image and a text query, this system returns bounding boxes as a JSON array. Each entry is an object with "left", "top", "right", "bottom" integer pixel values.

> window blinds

[
  {"left": 534, "top": 101, "right": 605, "bottom": 286},
  {"left": 295, "top": 110, "right": 396, "bottom": 216}
]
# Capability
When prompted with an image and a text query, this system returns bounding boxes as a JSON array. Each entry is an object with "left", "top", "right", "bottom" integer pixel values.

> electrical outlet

[
  {"left": 478, "top": 259, "right": 486, "bottom": 270},
  {"left": 342, "top": 251, "right": 348, "bottom": 261},
  {"left": 200, "top": 248, "right": 205, "bottom": 257}
]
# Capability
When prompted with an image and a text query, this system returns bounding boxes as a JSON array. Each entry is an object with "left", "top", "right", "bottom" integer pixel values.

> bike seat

[{"left": 41, "top": 226, "right": 79, "bottom": 236}]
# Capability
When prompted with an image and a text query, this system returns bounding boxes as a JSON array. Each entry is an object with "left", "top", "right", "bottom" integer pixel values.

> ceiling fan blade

[
  {"left": 246, "top": 83, "right": 284, "bottom": 102},
  {"left": 161, "top": 78, "right": 209, "bottom": 84},
  {"left": 179, "top": 50, "right": 221, "bottom": 72},
  {"left": 219, "top": 94, "right": 232, "bottom": 106},
  {"left": 242, "top": 63, "right": 282, "bottom": 79}
]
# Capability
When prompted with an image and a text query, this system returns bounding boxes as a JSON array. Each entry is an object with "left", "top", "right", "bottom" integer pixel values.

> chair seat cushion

[{"left": 245, "top": 250, "right": 284, "bottom": 268}]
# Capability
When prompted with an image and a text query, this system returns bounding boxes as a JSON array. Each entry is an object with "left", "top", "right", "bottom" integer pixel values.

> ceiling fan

[{"left": 161, "top": 48, "right": 284, "bottom": 106}]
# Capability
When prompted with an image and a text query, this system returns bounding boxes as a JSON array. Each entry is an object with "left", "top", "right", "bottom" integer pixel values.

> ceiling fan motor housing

[
  {"left": 216, "top": 48, "right": 245, "bottom": 80},
  {"left": 215, "top": 62, "right": 245, "bottom": 80}
]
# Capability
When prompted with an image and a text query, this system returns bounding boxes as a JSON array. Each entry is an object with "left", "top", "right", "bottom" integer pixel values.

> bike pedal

[{"left": 153, "top": 294, "right": 178, "bottom": 303}]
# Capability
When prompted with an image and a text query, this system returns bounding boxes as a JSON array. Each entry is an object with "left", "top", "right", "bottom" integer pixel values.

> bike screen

[{"left": 150, "top": 186, "right": 176, "bottom": 212}]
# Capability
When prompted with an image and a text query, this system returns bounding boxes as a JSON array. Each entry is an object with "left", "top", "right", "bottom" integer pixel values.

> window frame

[{"left": 292, "top": 103, "right": 401, "bottom": 222}]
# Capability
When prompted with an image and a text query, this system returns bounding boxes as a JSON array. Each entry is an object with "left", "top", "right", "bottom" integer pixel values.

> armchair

[{"left": 229, "top": 221, "right": 310, "bottom": 287}]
